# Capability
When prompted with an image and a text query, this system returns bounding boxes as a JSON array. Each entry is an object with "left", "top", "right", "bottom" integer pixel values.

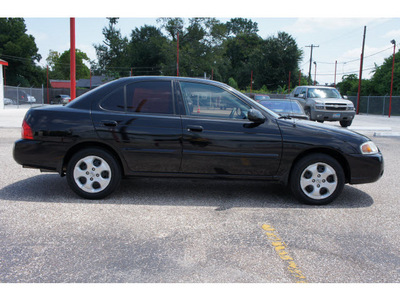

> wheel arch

[
  {"left": 61, "top": 141, "right": 126, "bottom": 176},
  {"left": 286, "top": 147, "right": 351, "bottom": 185}
]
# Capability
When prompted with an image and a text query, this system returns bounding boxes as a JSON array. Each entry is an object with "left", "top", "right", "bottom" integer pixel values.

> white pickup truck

[{"left": 287, "top": 86, "right": 355, "bottom": 127}]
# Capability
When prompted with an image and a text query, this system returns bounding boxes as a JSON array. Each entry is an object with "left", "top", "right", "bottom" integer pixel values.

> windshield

[{"left": 307, "top": 88, "right": 341, "bottom": 99}]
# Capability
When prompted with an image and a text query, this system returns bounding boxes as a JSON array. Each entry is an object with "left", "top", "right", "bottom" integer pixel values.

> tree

[
  {"left": 0, "top": 18, "right": 45, "bottom": 86},
  {"left": 250, "top": 32, "right": 303, "bottom": 91},
  {"left": 226, "top": 18, "right": 259, "bottom": 36},
  {"left": 157, "top": 17, "right": 229, "bottom": 78},
  {"left": 223, "top": 33, "right": 263, "bottom": 89},
  {"left": 46, "top": 49, "right": 91, "bottom": 80},
  {"left": 94, "top": 18, "right": 129, "bottom": 77},
  {"left": 336, "top": 74, "right": 359, "bottom": 95},
  {"left": 370, "top": 50, "right": 400, "bottom": 95},
  {"left": 127, "top": 25, "right": 170, "bottom": 76}
]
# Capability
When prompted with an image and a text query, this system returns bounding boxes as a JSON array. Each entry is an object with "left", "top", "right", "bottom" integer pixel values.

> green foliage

[
  {"left": 94, "top": 17, "right": 129, "bottom": 77},
  {"left": 46, "top": 49, "right": 91, "bottom": 80},
  {"left": 369, "top": 51, "right": 400, "bottom": 95},
  {"left": 226, "top": 18, "right": 259, "bottom": 36},
  {"left": 0, "top": 18, "right": 45, "bottom": 86},
  {"left": 228, "top": 77, "right": 238, "bottom": 89}
]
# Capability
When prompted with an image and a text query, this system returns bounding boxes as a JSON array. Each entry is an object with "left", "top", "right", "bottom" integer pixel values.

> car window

[
  {"left": 126, "top": 81, "right": 174, "bottom": 114},
  {"left": 100, "top": 86, "right": 125, "bottom": 112},
  {"left": 179, "top": 82, "right": 251, "bottom": 119}
]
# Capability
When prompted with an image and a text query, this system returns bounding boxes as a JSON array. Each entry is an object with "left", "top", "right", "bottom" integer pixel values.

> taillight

[{"left": 22, "top": 120, "right": 33, "bottom": 140}]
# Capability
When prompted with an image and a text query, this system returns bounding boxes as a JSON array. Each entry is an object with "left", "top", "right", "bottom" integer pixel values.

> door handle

[
  {"left": 102, "top": 120, "right": 118, "bottom": 127},
  {"left": 186, "top": 125, "right": 203, "bottom": 132}
]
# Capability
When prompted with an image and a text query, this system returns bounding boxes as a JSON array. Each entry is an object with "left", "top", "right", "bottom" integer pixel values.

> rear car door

[
  {"left": 91, "top": 79, "right": 182, "bottom": 173},
  {"left": 177, "top": 80, "right": 282, "bottom": 177}
]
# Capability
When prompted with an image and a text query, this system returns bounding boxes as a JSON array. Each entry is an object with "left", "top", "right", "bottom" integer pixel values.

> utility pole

[
  {"left": 306, "top": 44, "right": 319, "bottom": 85},
  {"left": 356, "top": 26, "right": 366, "bottom": 114}
]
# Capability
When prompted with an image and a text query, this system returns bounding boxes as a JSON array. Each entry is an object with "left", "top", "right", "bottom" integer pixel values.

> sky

[{"left": 3, "top": 1, "right": 400, "bottom": 85}]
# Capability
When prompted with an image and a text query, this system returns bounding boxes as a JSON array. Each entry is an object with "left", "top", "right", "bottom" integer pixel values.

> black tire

[
  {"left": 305, "top": 108, "right": 312, "bottom": 120},
  {"left": 66, "top": 148, "right": 121, "bottom": 199},
  {"left": 289, "top": 154, "right": 345, "bottom": 205},
  {"left": 340, "top": 120, "right": 353, "bottom": 127}
]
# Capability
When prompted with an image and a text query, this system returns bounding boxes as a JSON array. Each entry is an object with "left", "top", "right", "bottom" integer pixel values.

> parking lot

[{"left": 0, "top": 109, "right": 399, "bottom": 283}]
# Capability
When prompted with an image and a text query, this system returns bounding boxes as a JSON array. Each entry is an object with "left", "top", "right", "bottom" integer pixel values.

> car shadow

[{"left": 0, "top": 174, "right": 374, "bottom": 209}]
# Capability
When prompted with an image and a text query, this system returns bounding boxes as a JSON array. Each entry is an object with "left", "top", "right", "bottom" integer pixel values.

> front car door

[{"left": 177, "top": 80, "right": 282, "bottom": 177}]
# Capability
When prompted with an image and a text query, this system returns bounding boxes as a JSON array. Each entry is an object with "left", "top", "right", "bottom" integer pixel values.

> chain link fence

[
  {"left": 347, "top": 96, "right": 400, "bottom": 116},
  {"left": 3, "top": 85, "right": 89, "bottom": 108}
]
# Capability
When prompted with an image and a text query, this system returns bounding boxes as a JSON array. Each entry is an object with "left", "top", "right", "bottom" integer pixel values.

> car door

[
  {"left": 91, "top": 79, "right": 182, "bottom": 173},
  {"left": 177, "top": 80, "right": 282, "bottom": 177}
]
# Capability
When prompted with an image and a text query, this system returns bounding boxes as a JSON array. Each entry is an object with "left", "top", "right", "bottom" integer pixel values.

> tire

[
  {"left": 305, "top": 108, "right": 312, "bottom": 120},
  {"left": 66, "top": 148, "right": 121, "bottom": 199},
  {"left": 290, "top": 154, "right": 345, "bottom": 205},
  {"left": 340, "top": 120, "right": 353, "bottom": 127}
]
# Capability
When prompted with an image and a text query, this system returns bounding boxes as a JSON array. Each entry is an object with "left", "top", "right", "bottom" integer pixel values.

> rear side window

[
  {"left": 100, "top": 87, "right": 125, "bottom": 112},
  {"left": 126, "top": 81, "right": 174, "bottom": 115}
]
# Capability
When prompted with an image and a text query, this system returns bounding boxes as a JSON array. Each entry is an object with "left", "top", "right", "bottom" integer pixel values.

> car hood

[
  {"left": 276, "top": 118, "right": 369, "bottom": 153},
  {"left": 316, "top": 98, "right": 353, "bottom": 105}
]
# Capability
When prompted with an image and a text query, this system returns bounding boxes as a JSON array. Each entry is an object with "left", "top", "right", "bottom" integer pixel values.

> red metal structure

[{"left": 70, "top": 18, "right": 76, "bottom": 101}]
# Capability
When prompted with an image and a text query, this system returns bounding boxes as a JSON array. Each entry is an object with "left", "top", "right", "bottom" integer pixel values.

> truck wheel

[
  {"left": 340, "top": 120, "right": 353, "bottom": 127},
  {"left": 305, "top": 108, "right": 312, "bottom": 120},
  {"left": 290, "top": 154, "right": 345, "bottom": 205}
]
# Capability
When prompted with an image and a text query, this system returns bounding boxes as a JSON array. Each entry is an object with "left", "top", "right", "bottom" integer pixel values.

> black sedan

[
  {"left": 13, "top": 77, "right": 384, "bottom": 205},
  {"left": 258, "top": 99, "right": 309, "bottom": 120}
]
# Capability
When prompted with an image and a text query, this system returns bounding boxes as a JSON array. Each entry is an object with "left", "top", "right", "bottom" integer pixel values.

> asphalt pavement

[{"left": 0, "top": 107, "right": 399, "bottom": 285}]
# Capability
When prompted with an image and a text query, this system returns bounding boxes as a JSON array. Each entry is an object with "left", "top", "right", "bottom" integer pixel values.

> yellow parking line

[{"left": 262, "top": 224, "right": 308, "bottom": 283}]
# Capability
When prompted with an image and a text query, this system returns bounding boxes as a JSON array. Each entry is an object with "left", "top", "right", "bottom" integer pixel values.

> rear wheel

[
  {"left": 290, "top": 154, "right": 345, "bottom": 205},
  {"left": 67, "top": 148, "right": 121, "bottom": 199}
]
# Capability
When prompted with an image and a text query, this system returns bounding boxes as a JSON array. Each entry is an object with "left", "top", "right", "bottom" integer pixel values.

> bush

[{"left": 228, "top": 77, "right": 239, "bottom": 89}]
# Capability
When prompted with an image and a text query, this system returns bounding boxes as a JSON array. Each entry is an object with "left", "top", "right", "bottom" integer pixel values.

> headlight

[
  {"left": 360, "top": 141, "right": 379, "bottom": 155},
  {"left": 314, "top": 102, "right": 324, "bottom": 109},
  {"left": 347, "top": 104, "right": 355, "bottom": 111}
]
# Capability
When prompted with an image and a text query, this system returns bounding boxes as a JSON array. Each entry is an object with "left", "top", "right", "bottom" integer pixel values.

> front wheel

[
  {"left": 66, "top": 148, "right": 121, "bottom": 199},
  {"left": 289, "top": 154, "right": 345, "bottom": 205},
  {"left": 340, "top": 120, "right": 353, "bottom": 127}
]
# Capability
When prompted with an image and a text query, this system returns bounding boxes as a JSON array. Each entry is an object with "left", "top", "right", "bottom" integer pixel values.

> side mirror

[
  {"left": 343, "top": 95, "right": 348, "bottom": 99},
  {"left": 298, "top": 93, "right": 306, "bottom": 99},
  {"left": 248, "top": 109, "right": 266, "bottom": 124}
]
